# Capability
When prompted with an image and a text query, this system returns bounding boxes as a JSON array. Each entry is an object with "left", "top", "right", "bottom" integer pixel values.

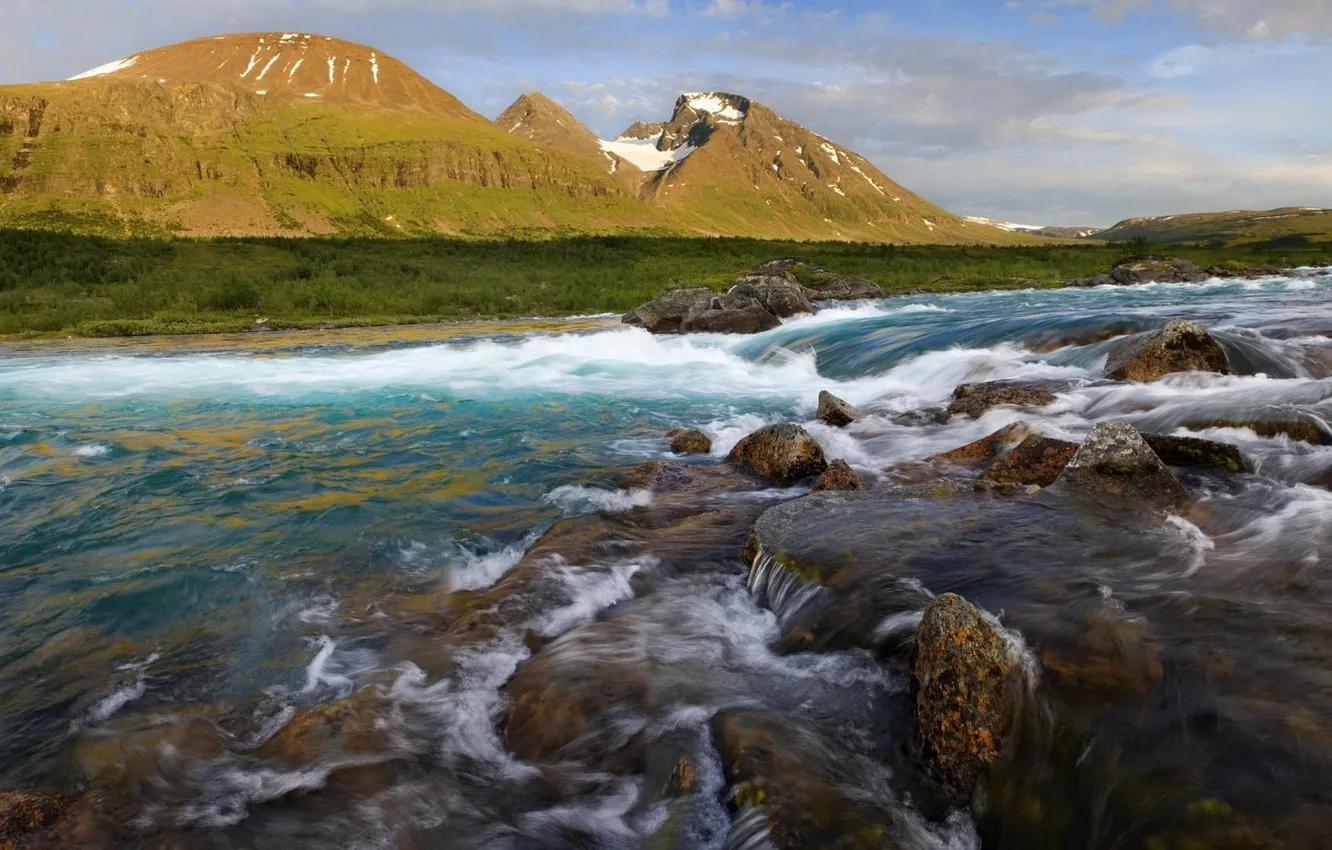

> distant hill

[
  {"left": 1094, "top": 207, "right": 1332, "bottom": 246},
  {"left": 963, "top": 216, "right": 1099, "bottom": 240},
  {"left": 502, "top": 90, "right": 1034, "bottom": 244}
]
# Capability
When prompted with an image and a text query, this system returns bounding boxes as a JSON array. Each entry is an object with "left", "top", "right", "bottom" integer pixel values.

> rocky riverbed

[{"left": 1, "top": 267, "right": 1330, "bottom": 849}]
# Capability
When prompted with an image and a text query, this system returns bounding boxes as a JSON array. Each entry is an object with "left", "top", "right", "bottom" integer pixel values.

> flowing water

[{"left": 1, "top": 273, "right": 1331, "bottom": 848}]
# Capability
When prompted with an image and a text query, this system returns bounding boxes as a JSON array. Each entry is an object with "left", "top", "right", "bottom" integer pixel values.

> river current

[{"left": 1, "top": 273, "right": 1330, "bottom": 848}]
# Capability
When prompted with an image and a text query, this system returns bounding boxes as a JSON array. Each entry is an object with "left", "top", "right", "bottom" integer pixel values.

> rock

[
  {"left": 727, "top": 423, "right": 828, "bottom": 486},
  {"left": 890, "top": 407, "right": 950, "bottom": 428},
  {"left": 249, "top": 317, "right": 273, "bottom": 333},
  {"left": 1140, "top": 433, "right": 1250, "bottom": 472},
  {"left": 1103, "top": 320, "right": 1233, "bottom": 382},
  {"left": 680, "top": 293, "right": 781, "bottom": 335},
  {"left": 811, "top": 460, "right": 864, "bottom": 493},
  {"left": 1067, "top": 273, "right": 1114, "bottom": 288},
  {"left": 1055, "top": 422, "right": 1189, "bottom": 508},
  {"left": 947, "top": 381, "right": 1061, "bottom": 419},
  {"left": 667, "top": 428, "right": 712, "bottom": 456},
  {"left": 932, "top": 422, "right": 1034, "bottom": 464},
  {"left": 981, "top": 435, "right": 1079, "bottom": 487},
  {"left": 912, "top": 593, "right": 1016, "bottom": 794},
  {"left": 0, "top": 790, "right": 69, "bottom": 845},
  {"left": 1180, "top": 418, "right": 1331, "bottom": 446},
  {"left": 622, "top": 288, "right": 713, "bottom": 334},
  {"left": 255, "top": 689, "right": 394, "bottom": 765},
  {"left": 805, "top": 276, "right": 885, "bottom": 301},
  {"left": 815, "top": 391, "right": 863, "bottom": 428},
  {"left": 749, "top": 258, "right": 821, "bottom": 279},
  {"left": 729, "top": 276, "right": 815, "bottom": 318},
  {"left": 1109, "top": 255, "right": 1208, "bottom": 285}
]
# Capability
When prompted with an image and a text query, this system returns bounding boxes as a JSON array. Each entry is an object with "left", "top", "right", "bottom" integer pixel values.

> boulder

[
  {"left": 891, "top": 407, "right": 950, "bottom": 428},
  {"left": 1055, "top": 422, "right": 1189, "bottom": 508},
  {"left": 1109, "top": 255, "right": 1208, "bottom": 285},
  {"left": 727, "top": 423, "right": 828, "bottom": 486},
  {"left": 912, "top": 593, "right": 1017, "bottom": 794},
  {"left": 1140, "top": 433, "right": 1250, "bottom": 472},
  {"left": 623, "top": 288, "right": 713, "bottom": 334},
  {"left": 729, "top": 276, "right": 815, "bottom": 318},
  {"left": 811, "top": 460, "right": 864, "bottom": 493},
  {"left": 749, "top": 258, "right": 821, "bottom": 279},
  {"left": 1103, "top": 320, "right": 1233, "bottom": 382},
  {"left": 815, "top": 391, "right": 863, "bottom": 428},
  {"left": 948, "top": 381, "right": 1061, "bottom": 419},
  {"left": 667, "top": 428, "right": 712, "bottom": 456},
  {"left": 981, "top": 435, "right": 1079, "bottom": 487},
  {"left": 680, "top": 293, "right": 782, "bottom": 335},
  {"left": 249, "top": 317, "right": 274, "bottom": 333},
  {"left": 1180, "top": 418, "right": 1330, "bottom": 446},
  {"left": 932, "top": 422, "right": 1033, "bottom": 464},
  {"left": 805, "top": 276, "right": 886, "bottom": 301},
  {"left": 0, "top": 790, "right": 69, "bottom": 845}
]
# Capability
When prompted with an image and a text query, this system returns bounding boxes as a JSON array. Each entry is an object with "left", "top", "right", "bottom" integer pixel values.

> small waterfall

[
  {"left": 747, "top": 547, "right": 825, "bottom": 624},
  {"left": 724, "top": 806, "right": 777, "bottom": 850}
]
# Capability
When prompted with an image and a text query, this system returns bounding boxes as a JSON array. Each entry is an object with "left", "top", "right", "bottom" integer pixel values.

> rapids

[{"left": 1, "top": 271, "right": 1330, "bottom": 848}]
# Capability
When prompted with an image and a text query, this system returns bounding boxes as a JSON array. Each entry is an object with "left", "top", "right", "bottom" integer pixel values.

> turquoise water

[{"left": 1, "top": 274, "right": 1330, "bottom": 847}]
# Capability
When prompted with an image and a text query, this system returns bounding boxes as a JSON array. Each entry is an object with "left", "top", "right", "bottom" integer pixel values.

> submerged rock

[
  {"left": 912, "top": 593, "right": 1016, "bottom": 795},
  {"left": 1055, "top": 422, "right": 1189, "bottom": 508},
  {"left": 1103, "top": 320, "right": 1232, "bottom": 382},
  {"left": 811, "top": 459, "right": 864, "bottom": 493},
  {"left": 727, "top": 424, "right": 828, "bottom": 486},
  {"left": 729, "top": 276, "right": 815, "bottom": 318},
  {"left": 947, "top": 381, "right": 1060, "bottom": 419},
  {"left": 982, "top": 435, "right": 1079, "bottom": 487},
  {"left": 622, "top": 288, "right": 713, "bottom": 334},
  {"left": 1180, "top": 418, "right": 1331, "bottom": 446},
  {"left": 0, "top": 790, "right": 69, "bottom": 845},
  {"left": 667, "top": 428, "right": 712, "bottom": 456},
  {"left": 680, "top": 293, "right": 781, "bottom": 335},
  {"left": 1141, "top": 433, "right": 1250, "bottom": 472},
  {"left": 816, "top": 391, "right": 863, "bottom": 428}
]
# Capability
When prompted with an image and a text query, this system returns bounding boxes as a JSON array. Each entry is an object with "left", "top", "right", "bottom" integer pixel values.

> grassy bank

[{"left": 1, "top": 230, "right": 1327, "bottom": 338}]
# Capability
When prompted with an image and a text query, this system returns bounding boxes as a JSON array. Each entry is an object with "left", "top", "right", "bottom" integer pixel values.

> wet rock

[
  {"left": 622, "top": 288, "right": 713, "bottom": 334},
  {"left": 249, "top": 317, "right": 273, "bottom": 333},
  {"left": 256, "top": 689, "right": 395, "bottom": 765},
  {"left": 1109, "top": 255, "right": 1208, "bottom": 285},
  {"left": 0, "top": 791, "right": 69, "bottom": 846},
  {"left": 816, "top": 391, "right": 863, "bottom": 428},
  {"left": 932, "top": 422, "right": 1034, "bottom": 464},
  {"left": 912, "top": 593, "right": 1016, "bottom": 795},
  {"left": 811, "top": 460, "right": 864, "bottom": 493},
  {"left": 662, "top": 758, "right": 698, "bottom": 798},
  {"left": 1040, "top": 608, "right": 1164, "bottom": 697},
  {"left": 1055, "top": 422, "right": 1189, "bottom": 508},
  {"left": 805, "top": 276, "right": 886, "bottom": 301},
  {"left": 666, "top": 428, "right": 712, "bottom": 456},
  {"left": 981, "top": 435, "right": 1079, "bottom": 488},
  {"left": 890, "top": 407, "right": 949, "bottom": 428},
  {"left": 1103, "top": 320, "right": 1233, "bottom": 382},
  {"left": 947, "top": 381, "right": 1060, "bottom": 419},
  {"left": 1067, "top": 273, "right": 1115, "bottom": 288},
  {"left": 680, "top": 293, "right": 781, "bottom": 335},
  {"left": 1141, "top": 433, "right": 1251, "bottom": 472},
  {"left": 729, "top": 276, "right": 815, "bottom": 318},
  {"left": 1180, "top": 418, "right": 1331, "bottom": 446},
  {"left": 727, "top": 423, "right": 828, "bottom": 486}
]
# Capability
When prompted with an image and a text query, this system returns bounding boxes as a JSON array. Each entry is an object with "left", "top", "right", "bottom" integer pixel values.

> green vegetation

[
  {"left": 1097, "top": 208, "right": 1332, "bottom": 246},
  {"left": 0, "top": 229, "right": 1326, "bottom": 338}
]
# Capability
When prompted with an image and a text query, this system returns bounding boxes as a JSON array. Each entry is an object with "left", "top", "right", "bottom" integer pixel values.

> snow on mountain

[{"left": 598, "top": 134, "right": 696, "bottom": 172}]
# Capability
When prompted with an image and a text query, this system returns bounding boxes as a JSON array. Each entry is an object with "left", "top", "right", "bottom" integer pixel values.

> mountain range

[
  {"left": 1092, "top": 207, "right": 1332, "bottom": 246},
  {"left": 0, "top": 33, "right": 1030, "bottom": 243}
]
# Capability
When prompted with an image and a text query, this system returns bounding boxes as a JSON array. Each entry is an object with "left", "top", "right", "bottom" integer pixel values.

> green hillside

[{"left": 1095, "top": 207, "right": 1332, "bottom": 246}]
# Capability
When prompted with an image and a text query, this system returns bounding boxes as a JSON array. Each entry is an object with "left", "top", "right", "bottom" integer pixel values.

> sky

[{"left": 3, "top": 0, "right": 1331, "bottom": 227}]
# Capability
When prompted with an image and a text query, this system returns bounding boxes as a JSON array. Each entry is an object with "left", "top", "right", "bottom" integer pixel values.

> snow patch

[
  {"left": 240, "top": 52, "right": 261, "bottom": 79},
  {"left": 255, "top": 90, "right": 267, "bottom": 96},
  {"left": 682, "top": 93, "right": 747, "bottom": 121},
  {"left": 303, "top": 92, "right": 321, "bottom": 98},
  {"left": 288, "top": 57, "right": 304, "bottom": 79},
  {"left": 70, "top": 55, "right": 139, "bottom": 81},
  {"left": 819, "top": 142, "right": 840, "bottom": 164},
  {"left": 850, "top": 165, "right": 886, "bottom": 195},
  {"left": 279, "top": 33, "right": 302, "bottom": 43},
  {"left": 370, "top": 53, "right": 380, "bottom": 84},
  {"left": 327, "top": 57, "right": 336, "bottom": 82},
  {"left": 829, "top": 184, "right": 846, "bottom": 197},
  {"left": 598, "top": 134, "right": 696, "bottom": 171},
  {"left": 256, "top": 53, "right": 282, "bottom": 81}
]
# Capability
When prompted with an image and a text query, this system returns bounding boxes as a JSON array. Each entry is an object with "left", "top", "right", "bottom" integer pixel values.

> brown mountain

[
  {"left": 501, "top": 91, "right": 1021, "bottom": 244},
  {"left": 496, "top": 92, "right": 642, "bottom": 190},
  {"left": 0, "top": 33, "right": 666, "bottom": 237}
]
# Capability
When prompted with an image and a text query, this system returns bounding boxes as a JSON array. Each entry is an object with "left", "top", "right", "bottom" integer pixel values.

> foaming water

[{"left": 2, "top": 270, "right": 1331, "bottom": 845}]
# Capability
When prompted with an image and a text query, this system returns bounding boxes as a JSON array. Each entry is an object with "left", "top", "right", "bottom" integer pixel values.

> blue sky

[{"left": 4, "top": 0, "right": 1331, "bottom": 226}]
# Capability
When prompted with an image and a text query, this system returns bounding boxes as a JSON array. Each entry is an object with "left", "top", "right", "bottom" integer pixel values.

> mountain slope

[
  {"left": 496, "top": 92, "right": 642, "bottom": 190},
  {"left": 1094, "top": 207, "right": 1332, "bottom": 246},
  {"left": 0, "top": 33, "right": 669, "bottom": 237}
]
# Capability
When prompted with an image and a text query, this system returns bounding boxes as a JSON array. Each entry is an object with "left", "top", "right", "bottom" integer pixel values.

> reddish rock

[
  {"left": 1103, "top": 320, "right": 1232, "bottom": 382},
  {"left": 727, "top": 423, "right": 828, "bottom": 486},
  {"left": 932, "top": 422, "right": 1033, "bottom": 464},
  {"left": 811, "top": 459, "right": 864, "bottom": 492},
  {"left": 948, "top": 381, "right": 1059, "bottom": 419},
  {"left": 982, "top": 435, "right": 1079, "bottom": 487}
]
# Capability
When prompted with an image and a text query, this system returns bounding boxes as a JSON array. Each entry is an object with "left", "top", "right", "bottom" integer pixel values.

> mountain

[
  {"left": 500, "top": 91, "right": 1032, "bottom": 244},
  {"left": 0, "top": 33, "right": 666, "bottom": 237},
  {"left": 496, "top": 92, "right": 642, "bottom": 191},
  {"left": 963, "top": 217, "right": 1099, "bottom": 239},
  {"left": 1094, "top": 207, "right": 1332, "bottom": 246}
]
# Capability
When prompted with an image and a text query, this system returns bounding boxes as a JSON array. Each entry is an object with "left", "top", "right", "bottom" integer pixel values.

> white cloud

[{"left": 1056, "top": 0, "right": 1332, "bottom": 39}]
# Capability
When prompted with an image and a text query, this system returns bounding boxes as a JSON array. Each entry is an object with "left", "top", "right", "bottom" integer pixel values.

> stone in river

[
  {"left": 667, "top": 428, "right": 712, "bottom": 456},
  {"left": 982, "top": 435, "right": 1079, "bottom": 487},
  {"left": 1103, "top": 320, "right": 1232, "bottom": 382},
  {"left": 727, "top": 423, "right": 828, "bottom": 486},
  {"left": 1055, "top": 422, "right": 1189, "bottom": 508},
  {"left": 932, "top": 422, "right": 1034, "bottom": 464},
  {"left": 811, "top": 459, "right": 864, "bottom": 493},
  {"left": 1140, "top": 433, "right": 1250, "bottom": 472},
  {"left": 816, "top": 391, "right": 864, "bottom": 428},
  {"left": 622, "top": 288, "right": 712, "bottom": 334},
  {"left": 947, "top": 381, "right": 1061, "bottom": 419}
]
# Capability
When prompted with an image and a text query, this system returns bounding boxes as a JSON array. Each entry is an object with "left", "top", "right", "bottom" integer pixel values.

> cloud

[
  {"left": 1055, "top": 0, "right": 1332, "bottom": 40},
  {"left": 700, "top": 0, "right": 793, "bottom": 19}
]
